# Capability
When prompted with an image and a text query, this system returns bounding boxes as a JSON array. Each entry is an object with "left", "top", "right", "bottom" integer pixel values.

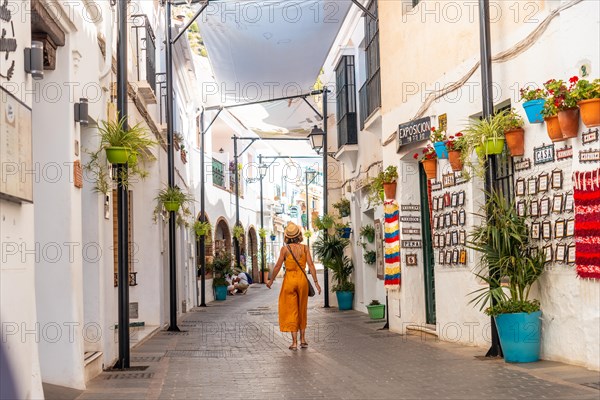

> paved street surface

[{"left": 51, "top": 279, "right": 599, "bottom": 400}]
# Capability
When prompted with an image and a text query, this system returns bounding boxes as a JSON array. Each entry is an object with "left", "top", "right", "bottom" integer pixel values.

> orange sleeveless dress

[{"left": 279, "top": 245, "right": 309, "bottom": 332}]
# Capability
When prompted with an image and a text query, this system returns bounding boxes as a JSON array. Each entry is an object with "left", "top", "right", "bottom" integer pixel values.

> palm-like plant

[
  {"left": 468, "top": 191, "right": 545, "bottom": 316},
  {"left": 313, "top": 233, "right": 354, "bottom": 292}
]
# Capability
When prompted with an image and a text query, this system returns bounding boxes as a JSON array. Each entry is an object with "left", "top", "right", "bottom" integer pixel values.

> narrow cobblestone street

[{"left": 48, "top": 280, "right": 599, "bottom": 400}]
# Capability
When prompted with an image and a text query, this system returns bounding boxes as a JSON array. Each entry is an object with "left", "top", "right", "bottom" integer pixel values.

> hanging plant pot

[
  {"left": 105, "top": 147, "right": 130, "bottom": 165},
  {"left": 433, "top": 141, "right": 448, "bottom": 159},
  {"left": 557, "top": 108, "right": 580, "bottom": 139},
  {"left": 505, "top": 128, "right": 525, "bottom": 156},
  {"left": 422, "top": 159, "right": 437, "bottom": 180},
  {"left": 482, "top": 138, "right": 505, "bottom": 155},
  {"left": 339, "top": 227, "right": 352, "bottom": 239},
  {"left": 163, "top": 201, "right": 181, "bottom": 212},
  {"left": 383, "top": 182, "right": 397, "bottom": 200},
  {"left": 522, "top": 99, "right": 545, "bottom": 124},
  {"left": 448, "top": 150, "right": 463, "bottom": 171},
  {"left": 544, "top": 116, "right": 564, "bottom": 142},
  {"left": 270, "top": 235, "right": 276, "bottom": 241},
  {"left": 262, "top": 271, "right": 269, "bottom": 283},
  {"left": 578, "top": 99, "right": 600, "bottom": 127}
]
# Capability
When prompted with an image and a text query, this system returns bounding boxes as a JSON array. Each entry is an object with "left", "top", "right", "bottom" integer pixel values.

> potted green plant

[
  {"left": 173, "top": 132, "right": 183, "bottom": 151},
  {"left": 519, "top": 85, "right": 547, "bottom": 124},
  {"left": 258, "top": 228, "right": 267, "bottom": 239},
  {"left": 211, "top": 252, "right": 232, "bottom": 301},
  {"left": 571, "top": 77, "right": 600, "bottom": 127},
  {"left": 313, "top": 233, "right": 354, "bottom": 311},
  {"left": 193, "top": 221, "right": 211, "bottom": 240},
  {"left": 502, "top": 108, "right": 525, "bottom": 157},
  {"left": 98, "top": 116, "right": 157, "bottom": 165},
  {"left": 333, "top": 198, "right": 351, "bottom": 218},
  {"left": 446, "top": 132, "right": 466, "bottom": 171},
  {"left": 469, "top": 191, "right": 545, "bottom": 363},
  {"left": 314, "top": 214, "right": 335, "bottom": 231},
  {"left": 366, "top": 299, "right": 385, "bottom": 320},
  {"left": 233, "top": 225, "right": 244, "bottom": 242},
  {"left": 360, "top": 224, "right": 375, "bottom": 243},
  {"left": 336, "top": 222, "right": 352, "bottom": 239},
  {"left": 180, "top": 145, "right": 188, "bottom": 164},
  {"left": 367, "top": 166, "right": 399, "bottom": 205},
  {"left": 413, "top": 144, "right": 437, "bottom": 180},
  {"left": 363, "top": 250, "right": 376, "bottom": 265},
  {"left": 155, "top": 185, "right": 194, "bottom": 212},
  {"left": 430, "top": 126, "right": 448, "bottom": 159},
  {"left": 543, "top": 78, "right": 579, "bottom": 140}
]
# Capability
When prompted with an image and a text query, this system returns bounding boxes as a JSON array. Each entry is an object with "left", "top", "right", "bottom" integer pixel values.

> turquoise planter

[
  {"left": 433, "top": 141, "right": 448, "bottom": 159},
  {"left": 336, "top": 291, "right": 353, "bottom": 310},
  {"left": 522, "top": 99, "right": 545, "bottom": 124},
  {"left": 495, "top": 311, "right": 542, "bottom": 363},
  {"left": 215, "top": 285, "right": 228, "bottom": 301}
]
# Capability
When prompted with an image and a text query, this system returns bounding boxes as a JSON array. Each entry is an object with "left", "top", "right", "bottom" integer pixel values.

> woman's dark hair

[{"left": 284, "top": 235, "right": 303, "bottom": 244}]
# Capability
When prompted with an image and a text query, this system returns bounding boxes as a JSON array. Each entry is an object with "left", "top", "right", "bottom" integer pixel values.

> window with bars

[
  {"left": 359, "top": 0, "right": 381, "bottom": 128},
  {"left": 335, "top": 55, "right": 358, "bottom": 148}
]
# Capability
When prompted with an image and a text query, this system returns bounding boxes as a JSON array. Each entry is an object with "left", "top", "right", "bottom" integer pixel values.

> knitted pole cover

[
  {"left": 573, "top": 168, "right": 600, "bottom": 280},
  {"left": 384, "top": 201, "right": 401, "bottom": 289}
]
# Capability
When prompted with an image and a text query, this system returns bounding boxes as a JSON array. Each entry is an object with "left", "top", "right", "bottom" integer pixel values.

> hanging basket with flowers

[
  {"left": 414, "top": 145, "right": 437, "bottom": 180},
  {"left": 430, "top": 126, "right": 448, "bottom": 159}
]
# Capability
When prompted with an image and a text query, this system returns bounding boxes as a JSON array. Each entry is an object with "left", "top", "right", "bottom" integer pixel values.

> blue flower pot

[
  {"left": 215, "top": 285, "right": 228, "bottom": 301},
  {"left": 339, "top": 227, "right": 352, "bottom": 238},
  {"left": 495, "top": 311, "right": 542, "bottom": 363},
  {"left": 336, "top": 291, "right": 354, "bottom": 311},
  {"left": 433, "top": 141, "right": 448, "bottom": 159},
  {"left": 522, "top": 99, "right": 545, "bottom": 124}
]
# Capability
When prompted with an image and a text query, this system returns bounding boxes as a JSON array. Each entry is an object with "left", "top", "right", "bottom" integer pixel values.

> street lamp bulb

[
  {"left": 308, "top": 125, "right": 324, "bottom": 153},
  {"left": 259, "top": 163, "right": 268, "bottom": 178}
]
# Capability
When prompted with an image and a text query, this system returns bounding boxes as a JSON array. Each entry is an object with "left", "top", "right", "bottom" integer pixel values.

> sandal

[
  {"left": 300, "top": 342, "right": 308, "bottom": 349},
  {"left": 289, "top": 344, "right": 298, "bottom": 351}
]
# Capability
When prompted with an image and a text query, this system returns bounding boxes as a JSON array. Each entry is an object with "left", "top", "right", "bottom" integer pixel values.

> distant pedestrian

[{"left": 267, "top": 223, "right": 321, "bottom": 350}]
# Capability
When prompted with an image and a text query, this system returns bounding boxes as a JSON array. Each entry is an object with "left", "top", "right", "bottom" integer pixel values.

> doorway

[{"left": 419, "top": 164, "right": 436, "bottom": 325}]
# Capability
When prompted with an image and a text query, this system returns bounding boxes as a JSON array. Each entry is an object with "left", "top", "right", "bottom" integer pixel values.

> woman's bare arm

[
  {"left": 305, "top": 246, "right": 322, "bottom": 294},
  {"left": 266, "top": 247, "right": 287, "bottom": 288}
]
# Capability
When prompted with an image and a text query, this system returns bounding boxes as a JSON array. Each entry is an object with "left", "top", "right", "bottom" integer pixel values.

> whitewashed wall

[{"left": 380, "top": 0, "right": 600, "bottom": 370}]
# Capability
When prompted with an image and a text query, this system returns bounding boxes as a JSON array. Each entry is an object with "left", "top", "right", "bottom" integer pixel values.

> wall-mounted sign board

[
  {"left": 397, "top": 116, "right": 431, "bottom": 151},
  {"left": 402, "top": 240, "right": 422, "bottom": 249},
  {"left": 534, "top": 144, "right": 555, "bottom": 165},
  {"left": 400, "top": 216, "right": 421, "bottom": 223}
]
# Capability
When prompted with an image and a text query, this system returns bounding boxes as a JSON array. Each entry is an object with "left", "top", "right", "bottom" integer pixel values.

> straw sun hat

[{"left": 284, "top": 222, "right": 303, "bottom": 241}]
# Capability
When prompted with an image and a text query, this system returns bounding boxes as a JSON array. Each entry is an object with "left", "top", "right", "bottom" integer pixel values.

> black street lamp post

[
  {"left": 304, "top": 169, "right": 318, "bottom": 254},
  {"left": 115, "top": 0, "right": 130, "bottom": 369},
  {"left": 258, "top": 156, "right": 268, "bottom": 283}
]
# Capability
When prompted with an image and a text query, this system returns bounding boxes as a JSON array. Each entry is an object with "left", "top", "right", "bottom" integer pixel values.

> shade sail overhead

[{"left": 200, "top": 0, "right": 351, "bottom": 103}]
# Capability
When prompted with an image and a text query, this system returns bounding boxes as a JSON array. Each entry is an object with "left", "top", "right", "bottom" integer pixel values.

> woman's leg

[
  {"left": 289, "top": 331, "right": 298, "bottom": 350},
  {"left": 300, "top": 329, "right": 308, "bottom": 347}
]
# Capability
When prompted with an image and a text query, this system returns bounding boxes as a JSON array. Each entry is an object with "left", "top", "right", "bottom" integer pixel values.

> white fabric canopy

[
  {"left": 198, "top": 0, "right": 350, "bottom": 139},
  {"left": 200, "top": 0, "right": 351, "bottom": 102}
]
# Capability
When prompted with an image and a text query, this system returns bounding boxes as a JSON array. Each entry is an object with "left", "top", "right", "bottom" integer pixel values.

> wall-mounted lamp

[
  {"left": 308, "top": 125, "right": 324, "bottom": 154},
  {"left": 219, "top": 148, "right": 224, "bottom": 153},
  {"left": 74, "top": 98, "right": 89, "bottom": 126},
  {"left": 24, "top": 41, "right": 44, "bottom": 80}
]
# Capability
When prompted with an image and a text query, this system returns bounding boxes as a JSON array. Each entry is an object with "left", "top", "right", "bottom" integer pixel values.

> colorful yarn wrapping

[
  {"left": 574, "top": 168, "right": 600, "bottom": 280},
  {"left": 384, "top": 200, "right": 401, "bottom": 289}
]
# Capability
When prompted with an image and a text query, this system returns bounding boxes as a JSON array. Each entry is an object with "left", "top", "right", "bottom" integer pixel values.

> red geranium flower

[{"left": 569, "top": 76, "right": 579, "bottom": 84}]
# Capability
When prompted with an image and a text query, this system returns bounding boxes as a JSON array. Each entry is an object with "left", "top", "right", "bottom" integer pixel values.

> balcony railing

[
  {"left": 131, "top": 14, "right": 157, "bottom": 94},
  {"left": 359, "top": 69, "right": 381, "bottom": 130}
]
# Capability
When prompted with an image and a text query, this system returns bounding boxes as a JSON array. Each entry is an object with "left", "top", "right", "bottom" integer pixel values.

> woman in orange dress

[{"left": 267, "top": 223, "right": 321, "bottom": 350}]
